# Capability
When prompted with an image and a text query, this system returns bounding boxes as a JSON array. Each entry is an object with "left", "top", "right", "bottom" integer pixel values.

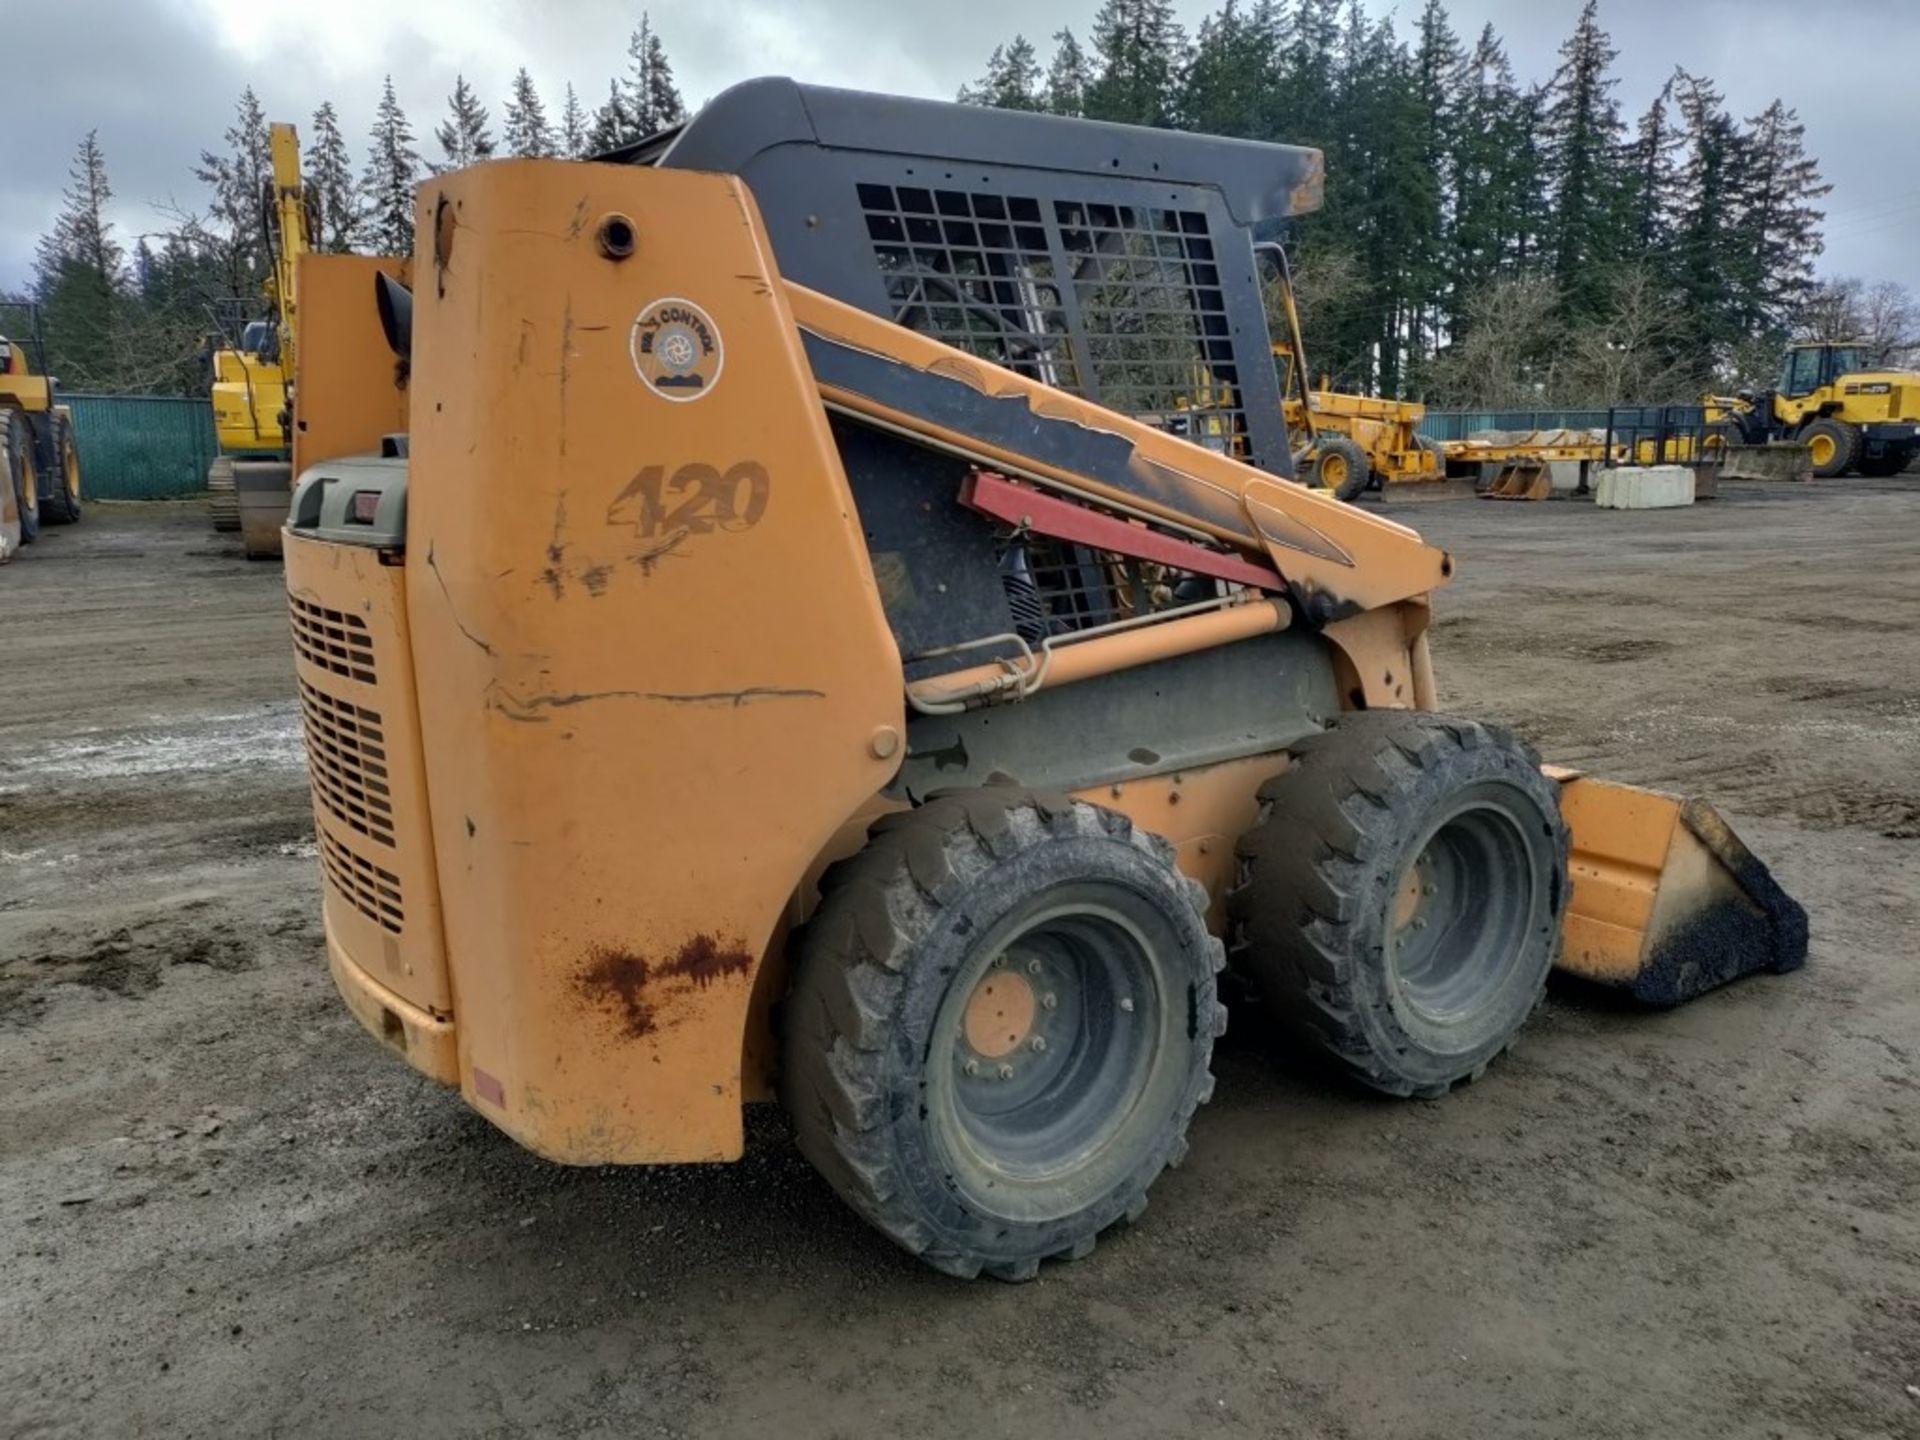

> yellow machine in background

[
  {"left": 0, "top": 301, "right": 83, "bottom": 559},
  {"left": 1708, "top": 342, "right": 1920, "bottom": 478},
  {"left": 1286, "top": 381, "right": 1444, "bottom": 500},
  {"left": 1253, "top": 242, "right": 1442, "bottom": 501},
  {"left": 207, "top": 121, "right": 311, "bottom": 555}
]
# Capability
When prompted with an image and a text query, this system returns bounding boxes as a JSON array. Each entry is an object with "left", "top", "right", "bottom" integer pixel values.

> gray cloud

[{"left": 5, "top": 0, "right": 1915, "bottom": 299}]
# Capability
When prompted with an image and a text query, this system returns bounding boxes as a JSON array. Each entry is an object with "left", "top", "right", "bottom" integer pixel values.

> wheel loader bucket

[
  {"left": 1481, "top": 460, "right": 1553, "bottom": 501},
  {"left": 1550, "top": 770, "right": 1808, "bottom": 1005},
  {"left": 1719, "top": 443, "right": 1811, "bottom": 483}
]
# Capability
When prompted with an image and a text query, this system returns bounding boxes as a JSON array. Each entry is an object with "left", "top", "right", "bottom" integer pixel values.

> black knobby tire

[
  {"left": 1855, "top": 446, "right": 1911, "bottom": 478},
  {"left": 38, "top": 413, "right": 82, "bottom": 525},
  {"left": 1230, "top": 712, "right": 1569, "bottom": 1098},
  {"left": 784, "top": 789, "right": 1226, "bottom": 1280},
  {"left": 1800, "top": 418, "right": 1859, "bottom": 478},
  {"left": 1312, "top": 434, "right": 1373, "bottom": 502},
  {"left": 6, "top": 408, "right": 39, "bottom": 544}
]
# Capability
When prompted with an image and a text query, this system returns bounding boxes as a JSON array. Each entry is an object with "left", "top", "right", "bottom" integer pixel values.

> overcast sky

[{"left": 5, "top": 0, "right": 1917, "bottom": 297}]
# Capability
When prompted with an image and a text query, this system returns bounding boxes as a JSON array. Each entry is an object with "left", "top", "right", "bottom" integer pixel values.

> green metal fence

[
  {"left": 64, "top": 393, "right": 219, "bottom": 499},
  {"left": 1416, "top": 408, "right": 1613, "bottom": 443}
]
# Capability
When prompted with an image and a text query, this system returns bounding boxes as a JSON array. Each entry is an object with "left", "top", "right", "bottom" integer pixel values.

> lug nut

[
  {"left": 963, "top": 1058, "right": 979, "bottom": 1077},
  {"left": 996, "top": 1064, "right": 1016, "bottom": 1081},
  {"left": 1041, "top": 993, "right": 1058, "bottom": 1010},
  {"left": 1030, "top": 1036, "right": 1048, "bottom": 1053},
  {"left": 1423, "top": 883, "right": 1437, "bottom": 897},
  {"left": 1027, "top": 958, "right": 1042, "bottom": 975},
  {"left": 1119, "top": 997, "right": 1135, "bottom": 1014}
]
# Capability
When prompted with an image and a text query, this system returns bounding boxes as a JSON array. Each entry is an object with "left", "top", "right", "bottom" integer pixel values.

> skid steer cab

[{"left": 283, "top": 81, "right": 1806, "bottom": 1282}]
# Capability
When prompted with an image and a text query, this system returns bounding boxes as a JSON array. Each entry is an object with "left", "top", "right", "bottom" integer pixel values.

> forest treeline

[
  {"left": 14, "top": 3, "right": 1914, "bottom": 405},
  {"left": 957, "top": 0, "right": 1908, "bottom": 405}
]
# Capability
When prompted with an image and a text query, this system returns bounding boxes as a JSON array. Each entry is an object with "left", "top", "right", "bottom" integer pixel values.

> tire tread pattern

[
  {"left": 785, "top": 790, "right": 1224, "bottom": 1281},
  {"left": 1229, "top": 711, "right": 1570, "bottom": 1099}
]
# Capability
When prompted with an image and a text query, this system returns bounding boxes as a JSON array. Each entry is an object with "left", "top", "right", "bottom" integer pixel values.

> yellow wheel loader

[
  {"left": 1288, "top": 388, "right": 1444, "bottom": 500},
  {"left": 1707, "top": 342, "right": 1920, "bottom": 478},
  {"left": 0, "top": 302, "right": 83, "bottom": 560},
  {"left": 206, "top": 121, "right": 313, "bottom": 557},
  {"left": 283, "top": 81, "right": 1807, "bottom": 1281}
]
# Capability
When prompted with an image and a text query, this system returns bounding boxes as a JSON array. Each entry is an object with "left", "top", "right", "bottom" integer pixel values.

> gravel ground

[{"left": 3, "top": 485, "right": 1917, "bottom": 1440}]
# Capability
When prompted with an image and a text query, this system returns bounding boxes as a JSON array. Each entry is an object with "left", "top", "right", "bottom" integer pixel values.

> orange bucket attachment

[{"left": 1551, "top": 769, "right": 1808, "bottom": 1005}]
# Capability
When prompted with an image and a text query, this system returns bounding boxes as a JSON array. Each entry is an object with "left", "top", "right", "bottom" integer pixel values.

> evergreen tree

[
  {"left": 585, "top": 79, "right": 636, "bottom": 154},
  {"left": 308, "top": 101, "right": 362, "bottom": 252},
  {"left": 1404, "top": 0, "right": 1461, "bottom": 360},
  {"left": 1541, "top": 0, "right": 1628, "bottom": 319},
  {"left": 559, "top": 83, "right": 588, "bottom": 159},
  {"left": 31, "top": 131, "right": 127, "bottom": 388},
  {"left": 1084, "top": 0, "right": 1184, "bottom": 127},
  {"left": 362, "top": 76, "right": 423, "bottom": 255},
  {"left": 1045, "top": 28, "right": 1095, "bottom": 117},
  {"left": 434, "top": 74, "right": 496, "bottom": 172},
  {"left": 1669, "top": 70, "right": 1747, "bottom": 376},
  {"left": 1620, "top": 78, "right": 1681, "bottom": 256},
  {"left": 1277, "top": 0, "right": 1342, "bottom": 146},
  {"left": 192, "top": 87, "right": 272, "bottom": 298},
  {"left": 960, "top": 36, "right": 1045, "bottom": 110},
  {"left": 34, "top": 131, "right": 123, "bottom": 293},
  {"left": 1450, "top": 25, "right": 1529, "bottom": 303},
  {"left": 1736, "top": 99, "right": 1828, "bottom": 336},
  {"left": 504, "top": 68, "right": 555, "bottom": 158},
  {"left": 626, "top": 14, "right": 687, "bottom": 134},
  {"left": 1178, "top": 1, "right": 1281, "bottom": 138}
]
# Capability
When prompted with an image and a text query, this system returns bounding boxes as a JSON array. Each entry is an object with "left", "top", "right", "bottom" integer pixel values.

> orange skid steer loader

[{"left": 284, "top": 82, "right": 1805, "bottom": 1281}]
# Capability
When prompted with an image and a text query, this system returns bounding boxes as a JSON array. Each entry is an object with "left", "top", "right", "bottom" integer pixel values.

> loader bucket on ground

[
  {"left": 1719, "top": 443, "right": 1811, "bottom": 482},
  {"left": 1481, "top": 460, "right": 1553, "bottom": 501},
  {"left": 1549, "top": 769, "right": 1808, "bottom": 1006}
]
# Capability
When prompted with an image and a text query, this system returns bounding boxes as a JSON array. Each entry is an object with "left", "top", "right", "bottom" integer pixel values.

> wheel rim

[
  {"left": 1808, "top": 432, "right": 1835, "bottom": 468},
  {"left": 1385, "top": 789, "right": 1541, "bottom": 1048},
  {"left": 1320, "top": 450, "right": 1348, "bottom": 490},
  {"left": 64, "top": 443, "right": 79, "bottom": 501},
  {"left": 929, "top": 889, "right": 1171, "bottom": 1223}
]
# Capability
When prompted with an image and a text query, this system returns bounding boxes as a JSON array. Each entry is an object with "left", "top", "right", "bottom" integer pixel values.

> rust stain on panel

[
  {"left": 575, "top": 933, "right": 754, "bottom": 1039},
  {"left": 659, "top": 933, "right": 753, "bottom": 988},
  {"left": 577, "top": 944, "right": 657, "bottom": 1038}
]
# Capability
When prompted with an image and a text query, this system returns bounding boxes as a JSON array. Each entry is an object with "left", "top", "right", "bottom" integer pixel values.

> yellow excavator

[
  {"left": 207, "top": 121, "right": 312, "bottom": 556},
  {"left": 1707, "top": 342, "right": 1920, "bottom": 478}
]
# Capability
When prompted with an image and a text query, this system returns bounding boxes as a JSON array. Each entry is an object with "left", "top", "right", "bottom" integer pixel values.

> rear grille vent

[
  {"left": 318, "top": 828, "right": 404, "bottom": 934},
  {"left": 289, "top": 597, "right": 376, "bottom": 683},
  {"left": 298, "top": 678, "right": 395, "bottom": 847}
]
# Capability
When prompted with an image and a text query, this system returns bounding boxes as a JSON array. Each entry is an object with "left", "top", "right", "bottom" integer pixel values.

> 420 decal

[{"left": 607, "top": 461, "right": 771, "bottom": 540}]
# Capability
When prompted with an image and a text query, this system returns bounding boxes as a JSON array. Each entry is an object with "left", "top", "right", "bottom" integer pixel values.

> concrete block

[
  {"left": 1548, "top": 460, "right": 1585, "bottom": 492},
  {"left": 1594, "top": 465, "right": 1694, "bottom": 510}
]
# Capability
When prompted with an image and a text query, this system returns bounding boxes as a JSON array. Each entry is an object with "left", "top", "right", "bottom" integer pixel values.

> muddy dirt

[{"left": 3, "top": 490, "right": 1917, "bottom": 1439}]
